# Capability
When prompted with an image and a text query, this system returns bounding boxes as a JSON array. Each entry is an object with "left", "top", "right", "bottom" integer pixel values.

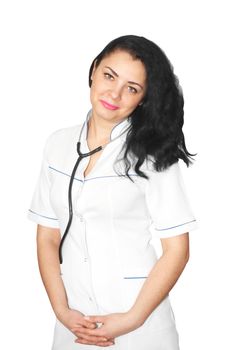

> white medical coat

[{"left": 28, "top": 111, "right": 198, "bottom": 350}]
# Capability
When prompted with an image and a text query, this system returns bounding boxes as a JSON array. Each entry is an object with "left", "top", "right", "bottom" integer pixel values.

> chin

[{"left": 93, "top": 105, "right": 119, "bottom": 120}]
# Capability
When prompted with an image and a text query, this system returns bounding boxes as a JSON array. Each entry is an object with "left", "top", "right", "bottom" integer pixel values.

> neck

[{"left": 87, "top": 115, "right": 120, "bottom": 143}]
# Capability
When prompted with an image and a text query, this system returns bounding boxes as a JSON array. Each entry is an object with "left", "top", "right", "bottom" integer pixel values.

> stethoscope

[{"left": 59, "top": 111, "right": 131, "bottom": 264}]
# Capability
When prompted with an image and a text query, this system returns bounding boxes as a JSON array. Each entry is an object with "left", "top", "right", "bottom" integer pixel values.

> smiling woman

[
  {"left": 90, "top": 50, "right": 146, "bottom": 123},
  {"left": 28, "top": 35, "right": 198, "bottom": 350}
]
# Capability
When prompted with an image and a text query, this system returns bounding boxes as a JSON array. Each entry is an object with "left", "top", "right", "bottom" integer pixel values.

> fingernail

[{"left": 84, "top": 316, "right": 90, "bottom": 320}]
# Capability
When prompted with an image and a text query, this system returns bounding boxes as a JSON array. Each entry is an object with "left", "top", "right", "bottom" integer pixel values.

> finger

[
  {"left": 75, "top": 337, "right": 97, "bottom": 346},
  {"left": 96, "top": 341, "right": 115, "bottom": 347},
  {"left": 97, "top": 338, "right": 115, "bottom": 344},
  {"left": 73, "top": 320, "right": 96, "bottom": 329},
  {"left": 76, "top": 338, "right": 115, "bottom": 347},
  {"left": 72, "top": 327, "right": 114, "bottom": 342},
  {"left": 81, "top": 319, "right": 97, "bottom": 329},
  {"left": 84, "top": 315, "right": 105, "bottom": 324},
  {"left": 74, "top": 333, "right": 108, "bottom": 343},
  {"left": 84, "top": 322, "right": 96, "bottom": 329},
  {"left": 71, "top": 325, "right": 99, "bottom": 334},
  {"left": 72, "top": 326, "right": 104, "bottom": 337},
  {"left": 75, "top": 330, "right": 109, "bottom": 342},
  {"left": 77, "top": 322, "right": 102, "bottom": 331}
]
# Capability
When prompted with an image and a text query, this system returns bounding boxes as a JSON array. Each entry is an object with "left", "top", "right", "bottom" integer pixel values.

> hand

[
  {"left": 57, "top": 307, "right": 95, "bottom": 332},
  {"left": 72, "top": 312, "right": 139, "bottom": 346},
  {"left": 57, "top": 307, "right": 115, "bottom": 347}
]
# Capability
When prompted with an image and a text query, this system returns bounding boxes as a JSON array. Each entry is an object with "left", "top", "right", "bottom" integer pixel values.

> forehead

[{"left": 98, "top": 50, "right": 146, "bottom": 82}]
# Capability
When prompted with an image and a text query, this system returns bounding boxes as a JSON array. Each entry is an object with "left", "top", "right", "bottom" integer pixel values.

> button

[
  {"left": 84, "top": 257, "right": 88, "bottom": 262},
  {"left": 76, "top": 214, "right": 84, "bottom": 222},
  {"left": 89, "top": 296, "right": 93, "bottom": 302}
]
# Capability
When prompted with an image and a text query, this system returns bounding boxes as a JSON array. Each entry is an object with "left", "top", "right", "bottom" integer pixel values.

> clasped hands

[{"left": 64, "top": 309, "right": 139, "bottom": 347}]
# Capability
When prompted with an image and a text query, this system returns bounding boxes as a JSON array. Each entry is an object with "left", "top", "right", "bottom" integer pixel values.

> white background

[{"left": 0, "top": 0, "right": 232, "bottom": 349}]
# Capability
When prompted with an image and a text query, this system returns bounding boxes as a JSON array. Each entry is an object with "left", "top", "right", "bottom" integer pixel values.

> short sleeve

[
  {"left": 27, "top": 134, "right": 60, "bottom": 229},
  {"left": 145, "top": 161, "right": 198, "bottom": 238}
]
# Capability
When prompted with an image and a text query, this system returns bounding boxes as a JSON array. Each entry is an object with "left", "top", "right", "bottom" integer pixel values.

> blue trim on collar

[{"left": 48, "top": 165, "right": 139, "bottom": 181}]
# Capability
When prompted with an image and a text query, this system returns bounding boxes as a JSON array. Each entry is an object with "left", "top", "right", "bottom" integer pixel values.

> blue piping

[
  {"left": 124, "top": 276, "right": 148, "bottom": 279},
  {"left": 48, "top": 165, "right": 139, "bottom": 181},
  {"left": 28, "top": 209, "right": 58, "bottom": 221},
  {"left": 156, "top": 219, "right": 196, "bottom": 231}
]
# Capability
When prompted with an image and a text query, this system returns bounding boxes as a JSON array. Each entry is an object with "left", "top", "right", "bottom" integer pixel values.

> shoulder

[
  {"left": 45, "top": 123, "right": 81, "bottom": 148},
  {"left": 144, "top": 160, "right": 190, "bottom": 203},
  {"left": 142, "top": 157, "right": 181, "bottom": 180},
  {"left": 47, "top": 124, "right": 81, "bottom": 145},
  {"left": 42, "top": 123, "right": 82, "bottom": 160}
]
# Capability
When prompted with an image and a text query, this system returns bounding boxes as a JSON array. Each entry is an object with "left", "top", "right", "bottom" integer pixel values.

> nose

[{"left": 109, "top": 83, "right": 123, "bottom": 101}]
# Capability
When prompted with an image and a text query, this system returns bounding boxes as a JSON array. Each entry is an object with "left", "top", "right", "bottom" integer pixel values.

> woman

[{"left": 28, "top": 35, "right": 198, "bottom": 349}]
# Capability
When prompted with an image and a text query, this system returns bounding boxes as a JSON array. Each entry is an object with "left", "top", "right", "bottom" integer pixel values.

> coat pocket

[
  {"left": 122, "top": 268, "right": 148, "bottom": 310},
  {"left": 121, "top": 268, "right": 177, "bottom": 332}
]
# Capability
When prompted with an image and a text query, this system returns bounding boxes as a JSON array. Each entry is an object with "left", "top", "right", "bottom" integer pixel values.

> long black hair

[{"left": 89, "top": 35, "right": 196, "bottom": 181}]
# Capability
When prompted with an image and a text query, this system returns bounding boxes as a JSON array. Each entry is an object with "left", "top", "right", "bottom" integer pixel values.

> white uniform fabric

[{"left": 28, "top": 111, "right": 198, "bottom": 350}]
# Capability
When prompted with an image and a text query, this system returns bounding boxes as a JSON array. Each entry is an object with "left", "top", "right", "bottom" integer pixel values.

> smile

[{"left": 100, "top": 100, "right": 119, "bottom": 110}]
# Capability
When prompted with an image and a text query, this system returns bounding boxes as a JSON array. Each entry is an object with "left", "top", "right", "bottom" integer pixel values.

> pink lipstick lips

[{"left": 100, "top": 100, "right": 119, "bottom": 110}]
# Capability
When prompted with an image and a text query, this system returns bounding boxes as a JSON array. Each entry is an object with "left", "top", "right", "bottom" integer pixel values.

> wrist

[
  {"left": 53, "top": 304, "right": 70, "bottom": 320},
  {"left": 125, "top": 308, "right": 145, "bottom": 330}
]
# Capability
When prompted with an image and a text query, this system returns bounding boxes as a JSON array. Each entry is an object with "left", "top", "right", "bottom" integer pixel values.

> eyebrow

[{"left": 104, "top": 66, "right": 144, "bottom": 90}]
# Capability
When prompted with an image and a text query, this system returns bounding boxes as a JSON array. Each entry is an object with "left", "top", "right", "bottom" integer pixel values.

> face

[{"left": 90, "top": 50, "right": 147, "bottom": 123}]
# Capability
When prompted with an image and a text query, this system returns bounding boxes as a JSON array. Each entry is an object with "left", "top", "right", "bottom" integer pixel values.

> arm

[
  {"left": 128, "top": 231, "right": 189, "bottom": 326},
  {"left": 36, "top": 224, "right": 68, "bottom": 319},
  {"left": 36, "top": 225, "right": 112, "bottom": 345},
  {"left": 74, "top": 232, "right": 189, "bottom": 343}
]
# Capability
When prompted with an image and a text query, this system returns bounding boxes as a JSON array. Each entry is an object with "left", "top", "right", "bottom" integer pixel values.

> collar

[{"left": 79, "top": 109, "right": 132, "bottom": 145}]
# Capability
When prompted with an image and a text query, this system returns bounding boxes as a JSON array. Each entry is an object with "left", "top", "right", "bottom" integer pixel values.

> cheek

[
  {"left": 122, "top": 95, "right": 142, "bottom": 110},
  {"left": 90, "top": 82, "right": 100, "bottom": 102},
  {"left": 90, "top": 78, "right": 106, "bottom": 98}
]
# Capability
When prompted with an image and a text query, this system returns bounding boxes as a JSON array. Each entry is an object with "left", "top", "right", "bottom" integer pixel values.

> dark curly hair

[{"left": 88, "top": 35, "right": 196, "bottom": 181}]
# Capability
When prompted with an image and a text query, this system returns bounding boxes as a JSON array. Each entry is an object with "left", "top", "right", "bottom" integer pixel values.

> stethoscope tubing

[
  {"left": 58, "top": 114, "right": 131, "bottom": 264},
  {"left": 59, "top": 142, "right": 103, "bottom": 264}
]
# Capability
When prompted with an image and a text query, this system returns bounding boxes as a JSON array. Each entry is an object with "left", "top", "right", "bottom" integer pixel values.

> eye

[
  {"left": 128, "top": 86, "right": 138, "bottom": 94},
  {"left": 104, "top": 72, "right": 114, "bottom": 80}
]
